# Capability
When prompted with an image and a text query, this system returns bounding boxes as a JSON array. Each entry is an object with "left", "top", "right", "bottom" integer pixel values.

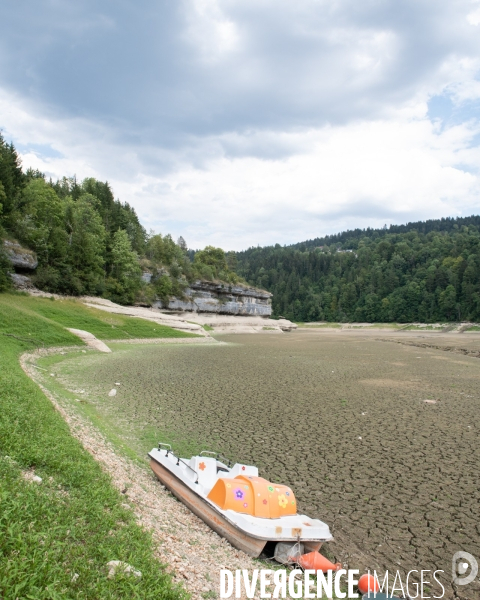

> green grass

[
  {"left": 464, "top": 325, "right": 480, "bottom": 331},
  {"left": 0, "top": 294, "right": 198, "bottom": 340},
  {"left": 0, "top": 293, "right": 188, "bottom": 599}
]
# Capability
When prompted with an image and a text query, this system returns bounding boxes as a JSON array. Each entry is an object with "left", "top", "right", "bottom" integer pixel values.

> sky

[{"left": 1, "top": 0, "right": 480, "bottom": 251}]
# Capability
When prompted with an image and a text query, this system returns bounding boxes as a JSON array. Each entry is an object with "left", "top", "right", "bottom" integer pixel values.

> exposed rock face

[
  {"left": 10, "top": 273, "right": 35, "bottom": 290},
  {"left": 3, "top": 240, "right": 38, "bottom": 270},
  {"left": 157, "top": 281, "right": 272, "bottom": 316}
]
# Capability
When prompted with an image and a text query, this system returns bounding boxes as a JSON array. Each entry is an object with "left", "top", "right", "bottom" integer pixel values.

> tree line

[
  {"left": 236, "top": 218, "right": 480, "bottom": 323},
  {"left": 0, "top": 134, "right": 239, "bottom": 303}
]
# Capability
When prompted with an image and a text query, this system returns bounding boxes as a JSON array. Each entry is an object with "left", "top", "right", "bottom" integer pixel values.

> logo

[{"left": 452, "top": 551, "right": 478, "bottom": 587}]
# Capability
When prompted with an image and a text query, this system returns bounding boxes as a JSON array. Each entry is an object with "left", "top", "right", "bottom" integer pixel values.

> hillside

[{"left": 236, "top": 217, "right": 480, "bottom": 323}]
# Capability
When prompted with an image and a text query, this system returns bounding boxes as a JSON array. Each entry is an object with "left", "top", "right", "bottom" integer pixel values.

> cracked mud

[{"left": 46, "top": 331, "right": 480, "bottom": 599}]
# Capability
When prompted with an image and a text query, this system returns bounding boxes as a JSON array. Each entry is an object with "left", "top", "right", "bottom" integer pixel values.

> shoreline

[{"left": 19, "top": 346, "right": 265, "bottom": 600}]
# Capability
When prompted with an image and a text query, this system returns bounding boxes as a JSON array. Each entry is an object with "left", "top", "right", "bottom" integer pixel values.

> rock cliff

[
  {"left": 3, "top": 239, "right": 38, "bottom": 270},
  {"left": 155, "top": 280, "right": 272, "bottom": 316}
]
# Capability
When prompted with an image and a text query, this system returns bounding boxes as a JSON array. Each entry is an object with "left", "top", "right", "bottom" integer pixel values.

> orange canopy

[{"left": 207, "top": 475, "right": 296, "bottom": 518}]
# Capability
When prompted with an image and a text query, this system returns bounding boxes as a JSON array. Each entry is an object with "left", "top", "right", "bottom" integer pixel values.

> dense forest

[
  {"left": 236, "top": 218, "right": 480, "bottom": 322},
  {"left": 0, "top": 134, "right": 239, "bottom": 303}
]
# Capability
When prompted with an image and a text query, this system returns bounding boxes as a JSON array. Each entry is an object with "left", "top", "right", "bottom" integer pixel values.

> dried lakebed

[{"left": 38, "top": 331, "right": 480, "bottom": 598}]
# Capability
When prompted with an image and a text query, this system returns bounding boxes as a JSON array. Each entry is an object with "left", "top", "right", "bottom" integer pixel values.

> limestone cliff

[
  {"left": 3, "top": 239, "right": 38, "bottom": 270},
  {"left": 155, "top": 280, "right": 272, "bottom": 316}
]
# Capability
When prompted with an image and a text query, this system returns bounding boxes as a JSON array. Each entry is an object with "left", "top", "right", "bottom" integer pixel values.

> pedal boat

[{"left": 149, "top": 444, "right": 333, "bottom": 558}]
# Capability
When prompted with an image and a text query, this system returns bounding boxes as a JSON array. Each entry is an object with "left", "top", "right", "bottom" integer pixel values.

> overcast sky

[{"left": 1, "top": 0, "right": 479, "bottom": 250}]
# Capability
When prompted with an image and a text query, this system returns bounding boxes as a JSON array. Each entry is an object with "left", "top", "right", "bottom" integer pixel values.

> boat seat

[{"left": 189, "top": 456, "right": 218, "bottom": 491}]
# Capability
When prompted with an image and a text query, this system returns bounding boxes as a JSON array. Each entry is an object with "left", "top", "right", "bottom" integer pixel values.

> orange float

[
  {"left": 358, "top": 573, "right": 380, "bottom": 594},
  {"left": 297, "top": 551, "right": 342, "bottom": 572}
]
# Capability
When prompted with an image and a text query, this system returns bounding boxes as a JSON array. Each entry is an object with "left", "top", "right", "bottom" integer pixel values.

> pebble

[
  {"left": 32, "top": 475, "right": 42, "bottom": 483},
  {"left": 108, "top": 389, "right": 117, "bottom": 397},
  {"left": 106, "top": 560, "right": 142, "bottom": 579}
]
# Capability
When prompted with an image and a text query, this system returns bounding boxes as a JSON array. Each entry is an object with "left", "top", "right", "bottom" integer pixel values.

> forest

[
  {"left": 236, "top": 218, "right": 480, "bottom": 323},
  {"left": 0, "top": 134, "right": 239, "bottom": 304}
]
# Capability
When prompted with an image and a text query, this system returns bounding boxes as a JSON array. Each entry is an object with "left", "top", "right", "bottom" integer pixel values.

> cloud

[
  {"left": 2, "top": 0, "right": 479, "bottom": 135},
  {"left": 134, "top": 111, "right": 480, "bottom": 249},
  {"left": 0, "top": 1, "right": 480, "bottom": 250}
]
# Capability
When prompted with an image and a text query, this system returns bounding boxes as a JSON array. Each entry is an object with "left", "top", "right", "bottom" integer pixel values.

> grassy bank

[
  {"left": 0, "top": 293, "right": 197, "bottom": 340},
  {"left": 0, "top": 293, "right": 188, "bottom": 599}
]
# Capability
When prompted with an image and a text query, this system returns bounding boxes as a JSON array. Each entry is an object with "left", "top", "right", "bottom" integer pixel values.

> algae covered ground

[
  {"left": 0, "top": 293, "right": 189, "bottom": 600},
  {"left": 44, "top": 328, "right": 480, "bottom": 598}
]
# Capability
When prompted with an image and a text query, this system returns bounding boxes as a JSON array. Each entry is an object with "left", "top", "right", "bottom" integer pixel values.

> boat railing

[
  {"left": 200, "top": 450, "right": 234, "bottom": 469},
  {"left": 176, "top": 457, "right": 199, "bottom": 484},
  {"left": 158, "top": 442, "right": 199, "bottom": 484}
]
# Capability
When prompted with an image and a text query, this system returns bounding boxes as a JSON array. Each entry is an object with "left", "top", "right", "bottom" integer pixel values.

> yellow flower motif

[{"left": 278, "top": 494, "right": 288, "bottom": 509}]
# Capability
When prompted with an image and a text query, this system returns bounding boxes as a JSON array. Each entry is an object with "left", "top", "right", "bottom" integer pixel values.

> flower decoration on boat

[
  {"left": 278, "top": 494, "right": 288, "bottom": 509},
  {"left": 241, "top": 466, "right": 246, "bottom": 471},
  {"left": 268, "top": 486, "right": 274, "bottom": 492},
  {"left": 243, "top": 503, "right": 248, "bottom": 508},
  {"left": 199, "top": 462, "right": 206, "bottom": 471},
  {"left": 285, "top": 491, "right": 290, "bottom": 496},
  {"left": 226, "top": 483, "right": 231, "bottom": 488},
  {"left": 262, "top": 499, "right": 267, "bottom": 505},
  {"left": 291, "top": 500, "right": 295, "bottom": 505},
  {"left": 234, "top": 488, "right": 244, "bottom": 500}
]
